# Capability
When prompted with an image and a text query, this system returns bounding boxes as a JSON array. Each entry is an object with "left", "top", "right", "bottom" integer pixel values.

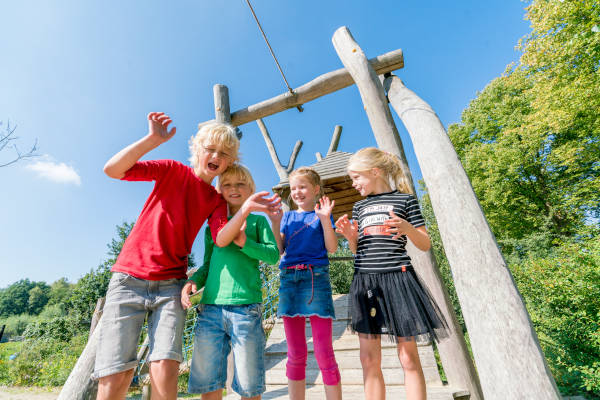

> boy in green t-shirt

[{"left": 181, "top": 164, "right": 280, "bottom": 400}]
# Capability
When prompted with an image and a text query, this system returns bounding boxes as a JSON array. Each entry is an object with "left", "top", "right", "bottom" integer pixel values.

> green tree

[
  {"left": 447, "top": 0, "right": 600, "bottom": 252},
  {"left": 46, "top": 277, "right": 73, "bottom": 308},
  {"left": 27, "top": 284, "right": 50, "bottom": 315},
  {"left": 0, "top": 279, "right": 49, "bottom": 317}
]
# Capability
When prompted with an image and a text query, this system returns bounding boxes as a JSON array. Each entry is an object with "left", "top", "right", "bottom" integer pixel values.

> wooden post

[
  {"left": 256, "top": 118, "right": 303, "bottom": 181},
  {"left": 214, "top": 84, "right": 231, "bottom": 123},
  {"left": 327, "top": 125, "right": 342, "bottom": 155},
  {"left": 89, "top": 297, "right": 105, "bottom": 336},
  {"left": 333, "top": 26, "right": 484, "bottom": 400},
  {"left": 213, "top": 84, "right": 236, "bottom": 395},
  {"left": 384, "top": 74, "right": 561, "bottom": 399},
  {"left": 315, "top": 152, "right": 323, "bottom": 161}
]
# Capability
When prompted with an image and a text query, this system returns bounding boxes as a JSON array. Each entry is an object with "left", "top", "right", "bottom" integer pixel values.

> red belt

[{"left": 285, "top": 264, "right": 314, "bottom": 304}]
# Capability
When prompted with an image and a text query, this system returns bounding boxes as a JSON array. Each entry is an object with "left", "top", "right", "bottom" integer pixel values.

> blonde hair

[
  {"left": 347, "top": 147, "right": 413, "bottom": 194},
  {"left": 288, "top": 167, "right": 324, "bottom": 202},
  {"left": 217, "top": 164, "right": 256, "bottom": 193},
  {"left": 189, "top": 122, "right": 240, "bottom": 171}
]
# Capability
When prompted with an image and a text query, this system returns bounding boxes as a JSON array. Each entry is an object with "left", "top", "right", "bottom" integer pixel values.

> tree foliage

[
  {"left": 447, "top": 0, "right": 600, "bottom": 251},
  {"left": 0, "top": 280, "right": 50, "bottom": 318}
]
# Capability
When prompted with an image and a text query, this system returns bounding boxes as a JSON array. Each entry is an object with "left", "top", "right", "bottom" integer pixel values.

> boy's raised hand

[
  {"left": 335, "top": 214, "right": 358, "bottom": 241},
  {"left": 180, "top": 281, "right": 197, "bottom": 309},
  {"left": 315, "top": 196, "right": 335, "bottom": 219},
  {"left": 242, "top": 191, "right": 282, "bottom": 216},
  {"left": 148, "top": 112, "right": 176, "bottom": 143}
]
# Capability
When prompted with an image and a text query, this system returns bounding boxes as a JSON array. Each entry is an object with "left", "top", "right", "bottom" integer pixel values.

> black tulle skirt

[{"left": 349, "top": 266, "right": 448, "bottom": 343}]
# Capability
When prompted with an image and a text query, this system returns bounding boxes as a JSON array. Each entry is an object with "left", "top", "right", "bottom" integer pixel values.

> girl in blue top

[{"left": 270, "top": 167, "right": 342, "bottom": 400}]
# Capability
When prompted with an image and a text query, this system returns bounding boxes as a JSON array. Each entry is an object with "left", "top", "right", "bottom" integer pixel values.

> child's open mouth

[{"left": 207, "top": 162, "right": 219, "bottom": 171}]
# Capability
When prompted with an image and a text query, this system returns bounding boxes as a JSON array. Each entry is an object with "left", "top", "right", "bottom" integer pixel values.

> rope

[{"left": 245, "top": 0, "right": 303, "bottom": 112}]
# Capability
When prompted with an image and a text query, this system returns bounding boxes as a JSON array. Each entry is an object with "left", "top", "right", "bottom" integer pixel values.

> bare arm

[
  {"left": 405, "top": 225, "right": 431, "bottom": 251},
  {"left": 215, "top": 192, "right": 281, "bottom": 247},
  {"left": 103, "top": 112, "right": 175, "bottom": 179},
  {"left": 335, "top": 214, "right": 358, "bottom": 254},
  {"left": 268, "top": 210, "right": 285, "bottom": 254}
]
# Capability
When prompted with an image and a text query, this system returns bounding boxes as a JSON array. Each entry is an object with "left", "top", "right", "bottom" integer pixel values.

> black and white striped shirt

[{"left": 352, "top": 191, "right": 425, "bottom": 272}]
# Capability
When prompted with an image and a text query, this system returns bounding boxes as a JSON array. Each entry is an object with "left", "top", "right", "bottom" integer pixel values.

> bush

[
  {"left": 329, "top": 239, "right": 354, "bottom": 295},
  {"left": 510, "top": 239, "right": 600, "bottom": 396},
  {"left": 23, "top": 316, "right": 87, "bottom": 342},
  {"left": 2, "top": 334, "right": 87, "bottom": 386},
  {"left": 37, "top": 303, "right": 67, "bottom": 320},
  {"left": 0, "top": 314, "right": 37, "bottom": 341}
]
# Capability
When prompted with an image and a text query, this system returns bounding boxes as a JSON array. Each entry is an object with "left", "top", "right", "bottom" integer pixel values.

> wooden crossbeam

[{"left": 198, "top": 49, "right": 403, "bottom": 128}]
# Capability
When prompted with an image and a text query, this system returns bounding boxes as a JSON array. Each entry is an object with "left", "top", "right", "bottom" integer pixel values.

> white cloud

[{"left": 25, "top": 157, "right": 81, "bottom": 185}]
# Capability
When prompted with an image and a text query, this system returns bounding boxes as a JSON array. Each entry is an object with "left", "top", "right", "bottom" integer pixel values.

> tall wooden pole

[
  {"left": 384, "top": 74, "right": 561, "bottom": 399},
  {"left": 332, "top": 26, "right": 483, "bottom": 400},
  {"left": 213, "top": 83, "right": 235, "bottom": 394}
]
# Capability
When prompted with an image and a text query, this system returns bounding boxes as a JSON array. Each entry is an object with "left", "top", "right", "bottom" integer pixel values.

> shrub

[
  {"left": 23, "top": 316, "right": 87, "bottom": 342},
  {"left": 5, "top": 334, "right": 87, "bottom": 386},
  {"left": 510, "top": 239, "right": 600, "bottom": 396},
  {"left": 0, "top": 314, "right": 37, "bottom": 340}
]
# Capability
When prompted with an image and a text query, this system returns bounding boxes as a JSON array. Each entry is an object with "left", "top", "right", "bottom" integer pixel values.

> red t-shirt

[{"left": 112, "top": 159, "right": 228, "bottom": 280}]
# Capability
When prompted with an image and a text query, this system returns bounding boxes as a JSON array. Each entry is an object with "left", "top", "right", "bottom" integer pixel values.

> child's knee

[
  {"left": 398, "top": 350, "right": 421, "bottom": 372},
  {"left": 359, "top": 350, "right": 382, "bottom": 370}
]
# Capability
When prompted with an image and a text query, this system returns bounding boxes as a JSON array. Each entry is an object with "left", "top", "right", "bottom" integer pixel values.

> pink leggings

[{"left": 282, "top": 316, "right": 341, "bottom": 385}]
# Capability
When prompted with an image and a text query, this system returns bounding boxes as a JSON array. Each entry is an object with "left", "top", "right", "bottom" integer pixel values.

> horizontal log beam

[{"left": 198, "top": 49, "right": 404, "bottom": 128}]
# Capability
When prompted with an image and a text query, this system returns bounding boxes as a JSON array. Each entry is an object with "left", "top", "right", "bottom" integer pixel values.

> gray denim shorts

[{"left": 92, "top": 272, "right": 187, "bottom": 380}]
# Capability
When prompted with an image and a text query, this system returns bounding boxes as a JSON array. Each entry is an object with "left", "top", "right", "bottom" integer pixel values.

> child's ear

[{"left": 314, "top": 185, "right": 321, "bottom": 197}]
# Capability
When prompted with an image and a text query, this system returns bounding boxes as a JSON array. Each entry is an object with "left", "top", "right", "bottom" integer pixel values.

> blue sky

[{"left": 0, "top": 1, "right": 530, "bottom": 288}]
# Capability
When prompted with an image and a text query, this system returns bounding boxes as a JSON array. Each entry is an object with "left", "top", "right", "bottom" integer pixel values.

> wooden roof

[{"left": 272, "top": 151, "right": 364, "bottom": 220}]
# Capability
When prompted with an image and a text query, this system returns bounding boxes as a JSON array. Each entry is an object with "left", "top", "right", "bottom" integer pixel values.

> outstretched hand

[
  {"left": 242, "top": 191, "right": 282, "bottom": 216},
  {"left": 315, "top": 196, "right": 335, "bottom": 219},
  {"left": 148, "top": 112, "right": 176, "bottom": 143},
  {"left": 180, "top": 281, "right": 197, "bottom": 309},
  {"left": 383, "top": 210, "right": 414, "bottom": 239},
  {"left": 335, "top": 214, "right": 358, "bottom": 241}
]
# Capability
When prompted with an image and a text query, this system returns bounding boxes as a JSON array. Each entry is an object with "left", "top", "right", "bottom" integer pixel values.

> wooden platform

[{"left": 226, "top": 294, "right": 469, "bottom": 399}]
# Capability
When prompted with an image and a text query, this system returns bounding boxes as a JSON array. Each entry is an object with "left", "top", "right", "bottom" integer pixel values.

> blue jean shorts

[
  {"left": 188, "top": 303, "right": 265, "bottom": 397},
  {"left": 92, "top": 272, "right": 187, "bottom": 379},
  {"left": 277, "top": 265, "right": 336, "bottom": 319}
]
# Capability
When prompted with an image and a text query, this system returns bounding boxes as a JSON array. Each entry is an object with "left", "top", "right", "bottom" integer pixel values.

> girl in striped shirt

[{"left": 335, "top": 147, "right": 447, "bottom": 400}]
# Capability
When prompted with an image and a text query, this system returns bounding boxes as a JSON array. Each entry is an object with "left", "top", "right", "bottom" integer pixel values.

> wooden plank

[
  {"left": 333, "top": 26, "right": 484, "bottom": 400},
  {"left": 331, "top": 194, "right": 363, "bottom": 206},
  {"left": 199, "top": 49, "right": 404, "bottom": 128},
  {"left": 326, "top": 188, "right": 361, "bottom": 199},
  {"left": 385, "top": 74, "right": 561, "bottom": 400},
  {"left": 260, "top": 385, "right": 462, "bottom": 400}
]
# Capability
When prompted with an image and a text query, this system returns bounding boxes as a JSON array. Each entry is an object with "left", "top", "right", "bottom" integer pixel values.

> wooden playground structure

[{"left": 59, "top": 26, "right": 561, "bottom": 400}]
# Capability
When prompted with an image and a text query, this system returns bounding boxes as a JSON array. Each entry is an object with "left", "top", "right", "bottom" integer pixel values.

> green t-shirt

[{"left": 189, "top": 213, "right": 280, "bottom": 305}]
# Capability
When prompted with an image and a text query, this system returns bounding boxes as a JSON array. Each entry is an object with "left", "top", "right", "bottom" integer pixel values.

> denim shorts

[
  {"left": 92, "top": 272, "right": 187, "bottom": 380},
  {"left": 277, "top": 265, "right": 336, "bottom": 319},
  {"left": 188, "top": 303, "right": 265, "bottom": 397}
]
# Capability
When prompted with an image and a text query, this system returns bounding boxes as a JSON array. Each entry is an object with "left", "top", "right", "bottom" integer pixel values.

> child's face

[
  {"left": 196, "top": 141, "right": 233, "bottom": 180},
  {"left": 289, "top": 175, "right": 319, "bottom": 209},
  {"left": 349, "top": 169, "right": 378, "bottom": 196},
  {"left": 220, "top": 176, "right": 253, "bottom": 208}
]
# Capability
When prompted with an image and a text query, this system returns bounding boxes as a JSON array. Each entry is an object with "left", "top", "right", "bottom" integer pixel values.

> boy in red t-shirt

[{"left": 94, "top": 112, "right": 280, "bottom": 400}]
